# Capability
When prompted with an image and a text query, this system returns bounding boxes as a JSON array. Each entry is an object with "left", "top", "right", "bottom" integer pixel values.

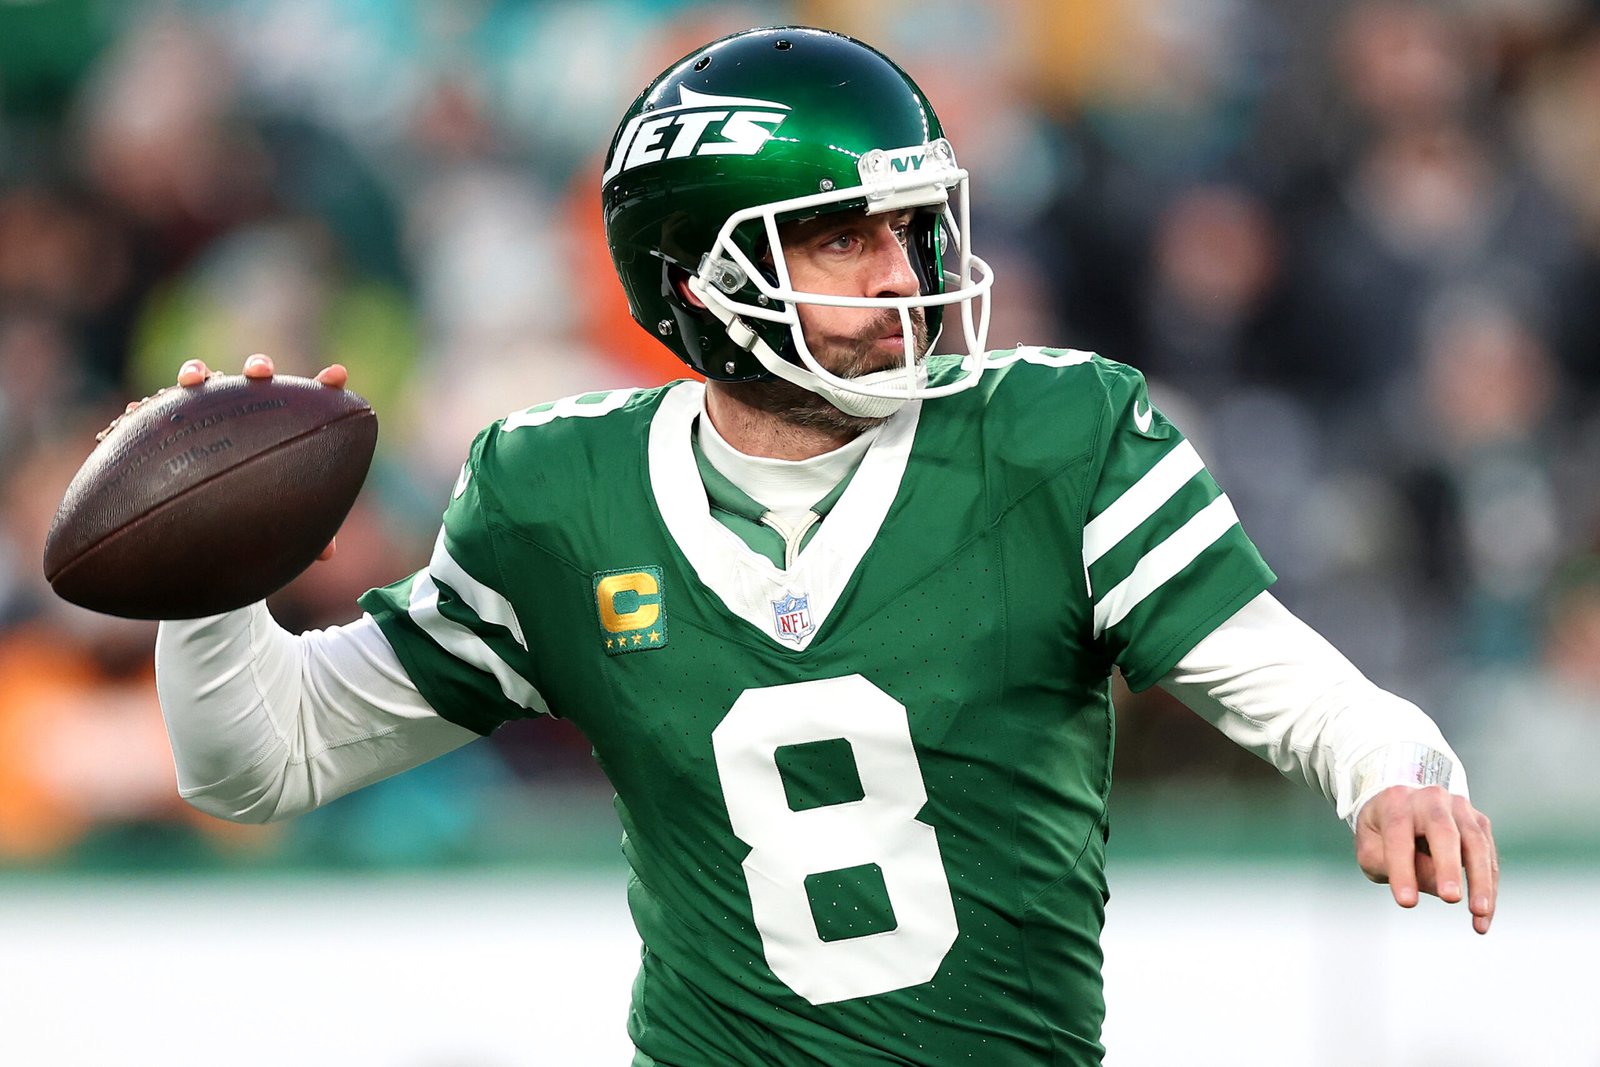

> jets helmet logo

[{"left": 603, "top": 87, "right": 791, "bottom": 184}]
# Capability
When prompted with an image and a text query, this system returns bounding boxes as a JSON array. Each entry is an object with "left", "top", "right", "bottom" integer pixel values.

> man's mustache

[{"left": 837, "top": 307, "right": 931, "bottom": 376}]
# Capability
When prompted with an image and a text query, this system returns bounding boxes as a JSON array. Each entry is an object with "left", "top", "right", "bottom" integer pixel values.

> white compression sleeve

[
  {"left": 154, "top": 602, "right": 479, "bottom": 823},
  {"left": 1159, "top": 592, "right": 1468, "bottom": 828}
]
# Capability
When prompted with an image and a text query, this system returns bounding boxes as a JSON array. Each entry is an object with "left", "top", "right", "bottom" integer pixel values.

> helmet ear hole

[
  {"left": 668, "top": 264, "right": 708, "bottom": 311},
  {"left": 661, "top": 260, "right": 786, "bottom": 383},
  {"left": 660, "top": 262, "right": 721, "bottom": 370}
]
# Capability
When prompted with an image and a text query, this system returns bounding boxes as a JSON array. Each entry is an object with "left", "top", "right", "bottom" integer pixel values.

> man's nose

[{"left": 866, "top": 225, "right": 920, "bottom": 299}]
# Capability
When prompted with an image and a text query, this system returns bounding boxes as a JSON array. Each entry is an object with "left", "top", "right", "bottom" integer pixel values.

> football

[{"left": 42, "top": 373, "right": 378, "bottom": 619}]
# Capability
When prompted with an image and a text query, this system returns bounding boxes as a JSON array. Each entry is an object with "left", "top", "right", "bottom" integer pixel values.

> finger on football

[
  {"left": 178, "top": 360, "right": 210, "bottom": 387},
  {"left": 314, "top": 363, "right": 349, "bottom": 389},
  {"left": 243, "top": 353, "right": 275, "bottom": 378}
]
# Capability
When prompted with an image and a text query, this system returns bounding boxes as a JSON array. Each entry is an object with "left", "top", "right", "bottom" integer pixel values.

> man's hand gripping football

[{"left": 173, "top": 353, "right": 349, "bottom": 562}]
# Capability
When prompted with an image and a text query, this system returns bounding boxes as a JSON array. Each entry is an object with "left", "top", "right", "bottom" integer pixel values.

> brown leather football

[{"left": 43, "top": 374, "right": 378, "bottom": 619}]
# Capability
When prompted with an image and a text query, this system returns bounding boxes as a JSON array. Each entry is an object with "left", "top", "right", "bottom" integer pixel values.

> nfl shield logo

[{"left": 772, "top": 592, "right": 813, "bottom": 644}]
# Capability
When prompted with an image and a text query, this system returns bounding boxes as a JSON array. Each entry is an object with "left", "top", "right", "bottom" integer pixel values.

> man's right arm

[{"left": 155, "top": 602, "right": 479, "bottom": 824}]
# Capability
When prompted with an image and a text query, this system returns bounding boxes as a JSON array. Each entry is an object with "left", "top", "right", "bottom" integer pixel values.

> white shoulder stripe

[
  {"left": 426, "top": 529, "right": 527, "bottom": 650},
  {"left": 1092, "top": 494, "right": 1241, "bottom": 637},
  {"left": 1083, "top": 440, "right": 1205, "bottom": 566},
  {"left": 986, "top": 346, "right": 1095, "bottom": 369},
  {"left": 407, "top": 570, "right": 548, "bottom": 714}
]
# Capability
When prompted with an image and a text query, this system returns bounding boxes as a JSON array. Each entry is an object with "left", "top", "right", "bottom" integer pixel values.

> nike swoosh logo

[{"left": 1133, "top": 401, "right": 1153, "bottom": 434}]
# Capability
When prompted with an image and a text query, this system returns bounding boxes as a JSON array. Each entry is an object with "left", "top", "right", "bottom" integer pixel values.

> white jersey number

[{"left": 711, "top": 675, "right": 958, "bottom": 1005}]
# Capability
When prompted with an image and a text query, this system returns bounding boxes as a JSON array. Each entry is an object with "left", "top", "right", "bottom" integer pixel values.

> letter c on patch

[{"left": 597, "top": 571, "right": 661, "bottom": 633}]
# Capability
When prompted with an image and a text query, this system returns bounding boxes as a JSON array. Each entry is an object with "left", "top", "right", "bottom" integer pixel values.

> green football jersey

[{"left": 359, "top": 348, "right": 1275, "bottom": 1066}]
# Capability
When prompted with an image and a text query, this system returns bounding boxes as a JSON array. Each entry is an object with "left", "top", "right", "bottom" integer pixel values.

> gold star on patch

[
  {"left": 632, "top": 634, "right": 643, "bottom": 645},
  {"left": 648, "top": 629, "right": 661, "bottom": 643},
  {"left": 605, "top": 638, "right": 613, "bottom": 649}
]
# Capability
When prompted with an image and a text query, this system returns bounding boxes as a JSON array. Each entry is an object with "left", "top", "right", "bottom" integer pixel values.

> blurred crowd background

[{"left": 1, "top": 0, "right": 1597, "bottom": 872}]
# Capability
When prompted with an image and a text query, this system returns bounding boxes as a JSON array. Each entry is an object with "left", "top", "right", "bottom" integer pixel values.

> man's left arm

[{"left": 1159, "top": 591, "right": 1499, "bottom": 934}]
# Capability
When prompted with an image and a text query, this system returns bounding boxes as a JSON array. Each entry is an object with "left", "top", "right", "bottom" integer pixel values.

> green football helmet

[{"left": 601, "top": 26, "right": 994, "bottom": 417}]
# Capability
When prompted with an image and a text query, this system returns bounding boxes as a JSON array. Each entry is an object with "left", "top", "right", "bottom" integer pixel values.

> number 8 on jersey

[{"left": 711, "top": 674, "right": 960, "bottom": 1005}]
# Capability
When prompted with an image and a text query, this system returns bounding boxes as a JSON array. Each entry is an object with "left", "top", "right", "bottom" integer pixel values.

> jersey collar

[{"left": 648, "top": 382, "right": 921, "bottom": 651}]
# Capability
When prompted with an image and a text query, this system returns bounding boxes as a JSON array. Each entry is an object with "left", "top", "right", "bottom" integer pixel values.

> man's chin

[
  {"left": 716, "top": 376, "right": 891, "bottom": 436},
  {"left": 839, "top": 346, "right": 930, "bottom": 381}
]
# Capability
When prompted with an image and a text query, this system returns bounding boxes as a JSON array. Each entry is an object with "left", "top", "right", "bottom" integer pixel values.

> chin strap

[{"left": 813, "top": 364, "right": 923, "bottom": 419}]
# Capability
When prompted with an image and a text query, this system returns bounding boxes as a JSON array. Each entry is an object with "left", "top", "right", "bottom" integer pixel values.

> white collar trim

[{"left": 648, "top": 382, "right": 920, "bottom": 651}]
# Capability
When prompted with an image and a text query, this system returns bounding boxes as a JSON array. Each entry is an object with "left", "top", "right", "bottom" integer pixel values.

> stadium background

[{"left": 0, "top": 0, "right": 1595, "bottom": 1062}]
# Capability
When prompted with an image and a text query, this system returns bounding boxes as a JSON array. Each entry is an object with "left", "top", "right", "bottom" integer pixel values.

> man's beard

[{"left": 722, "top": 307, "right": 931, "bottom": 436}]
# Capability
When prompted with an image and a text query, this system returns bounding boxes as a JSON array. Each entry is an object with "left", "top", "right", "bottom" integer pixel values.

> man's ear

[{"left": 672, "top": 270, "right": 707, "bottom": 310}]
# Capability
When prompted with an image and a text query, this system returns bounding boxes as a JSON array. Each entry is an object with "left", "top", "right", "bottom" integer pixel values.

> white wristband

[{"left": 1351, "top": 743, "right": 1454, "bottom": 795}]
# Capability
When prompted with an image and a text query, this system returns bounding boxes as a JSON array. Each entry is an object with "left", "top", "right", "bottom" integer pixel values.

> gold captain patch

[{"left": 594, "top": 567, "right": 667, "bottom": 656}]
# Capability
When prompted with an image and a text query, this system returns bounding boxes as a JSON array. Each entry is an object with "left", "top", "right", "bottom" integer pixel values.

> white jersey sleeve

[
  {"left": 1160, "top": 591, "right": 1468, "bottom": 828},
  {"left": 155, "top": 602, "right": 478, "bottom": 823}
]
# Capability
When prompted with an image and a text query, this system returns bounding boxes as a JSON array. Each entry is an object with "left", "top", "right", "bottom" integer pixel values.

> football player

[{"left": 154, "top": 27, "right": 1497, "bottom": 1066}]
